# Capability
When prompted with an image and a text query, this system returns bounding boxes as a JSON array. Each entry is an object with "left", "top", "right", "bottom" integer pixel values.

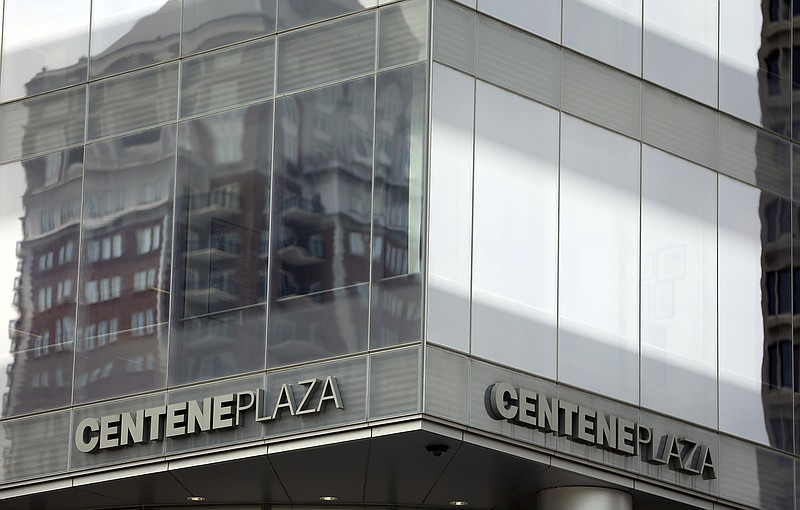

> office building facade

[{"left": 0, "top": 0, "right": 795, "bottom": 509}]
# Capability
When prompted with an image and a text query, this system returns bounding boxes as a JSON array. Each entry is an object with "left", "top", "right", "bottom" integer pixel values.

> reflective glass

[
  {"left": 0, "top": 0, "right": 89, "bottom": 102},
  {"left": 0, "top": 86, "right": 87, "bottom": 164},
  {"left": 0, "top": 149, "right": 83, "bottom": 417},
  {"left": 719, "top": 176, "right": 791, "bottom": 450},
  {"left": 643, "top": 0, "right": 718, "bottom": 107},
  {"left": 641, "top": 146, "right": 717, "bottom": 428},
  {"left": 476, "top": 16, "right": 561, "bottom": 108},
  {"left": 471, "top": 82, "right": 558, "bottom": 378},
  {"left": 370, "top": 64, "right": 426, "bottom": 348},
  {"left": 180, "top": 38, "right": 275, "bottom": 119},
  {"left": 562, "top": 51, "right": 641, "bottom": 139},
  {"left": 369, "top": 346, "right": 420, "bottom": 418},
  {"left": 642, "top": 84, "right": 717, "bottom": 170},
  {"left": 89, "top": 0, "right": 181, "bottom": 79},
  {"left": 718, "top": 115, "right": 790, "bottom": 199},
  {"left": 425, "top": 346, "right": 469, "bottom": 423},
  {"left": 718, "top": 435, "right": 794, "bottom": 509},
  {"left": 478, "top": 0, "right": 560, "bottom": 43},
  {"left": 74, "top": 126, "right": 176, "bottom": 404},
  {"left": 277, "top": 12, "right": 376, "bottom": 94},
  {"left": 171, "top": 103, "right": 273, "bottom": 385},
  {"left": 558, "top": 116, "right": 640, "bottom": 404},
  {"left": 563, "top": 0, "right": 642, "bottom": 75},
  {"left": 0, "top": 411, "right": 70, "bottom": 482},
  {"left": 432, "top": 0, "right": 476, "bottom": 74},
  {"left": 427, "top": 64, "right": 473, "bottom": 352},
  {"left": 182, "top": 0, "right": 277, "bottom": 55},
  {"left": 278, "top": 0, "right": 377, "bottom": 30},
  {"left": 378, "top": 0, "right": 428, "bottom": 69},
  {"left": 88, "top": 62, "right": 179, "bottom": 141},
  {"left": 269, "top": 77, "right": 374, "bottom": 367},
  {"left": 720, "top": 0, "right": 789, "bottom": 135}
]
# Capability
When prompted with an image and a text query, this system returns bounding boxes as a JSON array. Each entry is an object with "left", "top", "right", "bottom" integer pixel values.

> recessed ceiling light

[
  {"left": 187, "top": 496, "right": 205, "bottom": 501},
  {"left": 450, "top": 501, "right": 468, "bottom": 506},
  {"left": 319, "top": 496, "right": 338, "bottom": 501}
]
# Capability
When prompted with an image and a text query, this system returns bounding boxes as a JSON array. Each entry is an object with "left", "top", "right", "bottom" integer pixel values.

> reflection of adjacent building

[{"left": 758, "top": 2, "right": 799, "bottom": 507}]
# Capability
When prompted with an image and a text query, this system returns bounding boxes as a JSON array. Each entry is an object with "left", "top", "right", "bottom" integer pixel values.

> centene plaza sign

[
  {"left": 75, "top": 376, "right": 343, "bottom": 453},
  {"left": 488, "top": 382, "right": 716, "bottom": 480}
]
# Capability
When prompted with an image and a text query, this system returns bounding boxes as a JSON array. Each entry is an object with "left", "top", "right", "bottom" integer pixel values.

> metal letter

[
  {"left": 516, "top": 388, "right": 537, "bottom": 427},
  {"left": 316, "top": 376, "right": 344, "bottom": 412},
  {"left": 536, "top": 396, "right": 557, "bottom": 432},
  {"left": 678, "top": 439, "right": 701, "bottom": 474},
  {"left": 99, "top": 415, "right": 121, "bottom": 450},
  {"left": 144, "top": 406, "right": 167, "bottom": 441},
  {"left": 595, "top": 411, "right": 617, "bottom": 450},
  {"left": 235, "top": 391, "right": 256, "bottom": 425},
  {"left": 272, "top": 384, "right": 296, "bottom": 419},
  {"left": 576, "top": 406, "right": 596, "bottom": 444},
  {"left": 295, "top": 379, "right": 320, "bottom": 415},
  {"left": 488, "top": 382, "right": 518, "bottom": 420},
  {"left": 75, "top": 417, "right": 100, "bottom": 453},
  {"left": 120, "top": 410, "right": 144, "bottom": 445},
  {"left": 558, "top": 400, "right": 578, "bottom": 436},
  {"left": 616, "top": 418, "right": 636, "bottom": 455},
  {"left": 698, "top": 445, "right": 716, "bottom": 480},
  {"left": 213, "top": 394, "right": 235, "bottom": 429},
  {"left": 165, "top": 402, "right": 188, "bottom": 438},
  {"left": 187, "top": 397, "right": 212, "bottom": 433},
  {"left": 254, "top": 388, "right": 272, "bottom": 422}
]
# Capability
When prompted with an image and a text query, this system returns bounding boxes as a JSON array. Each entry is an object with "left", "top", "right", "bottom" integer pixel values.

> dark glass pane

[
  {"left": 171, "top": 103, "right": 273, "bottom": 385},
  {"left": 370, "top": 64, "right": 426, "bottom": 348},
  {"left": 182, "top": 0, "right": 277, "bottom": 55},
  {"left": 780, "top": 339, "right": 793, "bottom": 387},
  {"left": 779, "top": 268, "right": 792, "bottom": 313},
  {"left": 278, "top": 0, "right": 374, "bottom": 30},
  {"left": 1, "top": 149, "right": 82, "bottom": 417},
  {"left": 269, "top": 77, "right": 374, "bottom": 367},
  {"left": 74, "top": 126, "right": 176, "bottom": 403}
]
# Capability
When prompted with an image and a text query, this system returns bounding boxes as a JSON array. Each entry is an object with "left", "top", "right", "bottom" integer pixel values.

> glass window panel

[
  {"left": 171, "top": 103, "right": 272, "bottom": 385},
  {"left": 641, "top": 146, "right": 717, "bottom": 428},
  {"left": 718, "top": 176, "right": 793, "bottom": 449},
  {"left": 471, "top": 82, "right": 558, "bottom": 378},
  {"left": 269, "top": 77, "right": 374, "bottom": 367},
  {"left": 74, "top": 126, "right": 176, "bottom": 404},
  {"left": 267, "top": 285, "right": 369, "bottom": 368},
  {"left": 181, "top": 38, "right": 275, "bottom": 118},
  {"left": 643, "top": 0, "right": 718, "bottom": 106},
  {"left": 0, "top": 0, "right": 89, "bottom": 102},
  {"left": 427, "top": 64, "right": 473, "bottom": 352},
  {"left": 562, "top": 51, "right": 641, "bottom": 138},
  {"left": 89, "top": 0, "right": 181, "bottom": 79},
  {"left": 432, "top": 0, "right": 476, "bottom": 74},
  {"left": 88, "top": 62, "right": 179, "bottom": 141},
  {"left": 371, "top": 64, "right": 426, "bottom": 348},
  {"left": 425, "top": 346, "right": 469, "bottom": 423},
  {"left": 182, "top": 0, "right": 277, "bottom": 55},
  {"left": 272, "top": 77, "right": 373, "bottom": 296},
  {"left": 794, "top": 143, "right": 800, "bottom": 202},
  {"left": 278, "top": 0, "right": 377, "bottom": 31},
  {"left": 378, "top": 0, "right": 428, "bottom": 69},
  {"left": 718, "top": 436, "right": 794, "bottom": 509},
  {"left": 0, "top": 86, "right": 87, "bottom": 163},
  {"left": 369, "top": 346, "right": 420, "bottom": 419},
  {"left": 563, "top": 0, "right": 642, "bottom": 75},
  {"left": 277, "top": 12, "right": 376, "bottom": 94},
  {"left": 642, "top": 83, "right": 718, "bottom": 170},
  {"left": 478, "top": 0, "right": 560, "bottom": 43},
  {"left": 718, "top": 115, "right": 790, "bottom": 198},
  {"left": 720, "top": 0, "right": 790, "bottom": 137},
  {"left": 0, "top": 411, "right": 70, "bottom": 483},
  {"left": 559, "top": 116, "right": 640, "bottom": 404},
  {"left": 0, "top": 150, "right": 82, "bottom": 417},
  {"left": 476, "top": 15, "right": 561, "bottom": 108}
]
